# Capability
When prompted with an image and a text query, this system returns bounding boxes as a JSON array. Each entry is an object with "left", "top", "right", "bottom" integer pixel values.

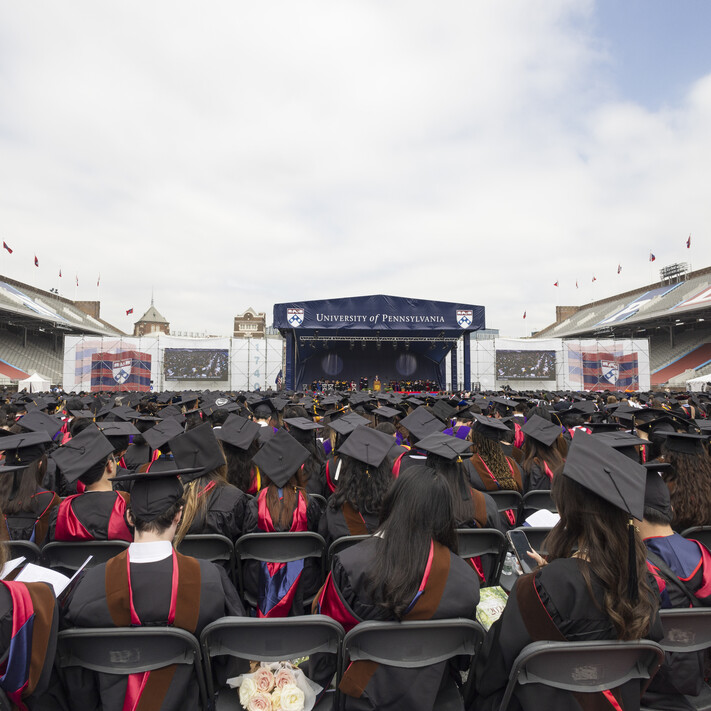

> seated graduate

[
  {"left": 214, "top": 414, "right": 262, "bottom": 495},
  {"left": 474, "top": 432, "right": 662, "bottom": 711},
  {"left": 283, "top": 410, "right": 328, "bottom": 498},
  {"left": 120, "top": 415, "right": 157, "bottom": 471},
  {"left": 242, "top": 429, "right": 322, "bottom": 617},
  {"left": 137, "top": 418, "right": 185, "bottom": 473},
  {"left": 641, "top": 463, "right": 711, "bottom": 710},
  {"left": 416, "top": 432, "right": 504, "bottom": 585},
  {"left": 50, "top": 424, "right": 132, "bottom": 542},
  {"left": 0, "top": 431, "right": 59, "bottom": 544},
  {"left": 320, "top": 413, "right": 370, "bottom": 494},
  {"left": 167, "top": 422, "right": 248, "bottom": 544},
  {"left": 319, "top": 425, "right": 395, "bottom": 547},
  {"left": 519, "top": 414, "right": 566, "bottom": 492},
  {"left": 658, "top": 432, "right": 711, "bottom": 532},
  {"left": 310, "top": 465, "right": 480, "bottom": 711},
  {"left": 62, "top": 467, "right": 244, "bottom": 711},
  {"left": 394, "top": 406, "right": 447, "bottom": 474},
  {"left": 0, "top": 514, "right": 60, "bottom": 709}
]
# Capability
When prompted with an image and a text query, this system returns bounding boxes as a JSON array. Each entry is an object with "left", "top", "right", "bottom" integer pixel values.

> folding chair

[
  {"left": 56, "top": 627, "right": 208, "bottom": 711},
  {"left": 641, "top": 608, "right": 711, "bottom": 711},
  {"left": 497, "top": 639, "right": 664, "bottom": 711},
  {"left": 41, "top": 540, "right": 129, "bottom": 573},
  {"left": 6, "top": 540, "right": 42, "bottom": 565},
  {"left": 680, "top": 526, "right": 711, "bottom": 550},
  {"left": 200, "top": 615, "right": 344, "bottom": 710},
  {"left": 342, "top": 618, "right": 485, "bottom": 711},
  {"left": 327, "top": 535, "right": 370, "bottom": 566},
  {"left": 235, "top": 532, "right": 327, "bottom": 611},
  {"left": 310, "top": 493, "right": 328, "bottom": 512},
  {"left": 512, "top": 527, "right": 553, "bottom": 555},
  {"left": 176, "top": 534, "right": 236, "bottom": 584},
  {"left": 486, "top": 491, "right": 523, "bottom": 523},
  {"left": 456, "top": 528, "right": 508, "bottom": 586},
  {"left": 521, "top": 490, "right": 556, "bottom": 522}
]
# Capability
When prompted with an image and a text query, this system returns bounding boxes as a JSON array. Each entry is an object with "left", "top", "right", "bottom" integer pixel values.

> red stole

[
  {"left": 104, "top": 549, "right": 201, "bottom": 711},
  {"left": 54, "top": 492, "right": 132, "bottom": 542}
]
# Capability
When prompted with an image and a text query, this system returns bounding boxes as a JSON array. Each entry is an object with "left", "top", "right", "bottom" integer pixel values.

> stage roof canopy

[{"left": 274, "top": 294, "right": 485, "bottom": 336}]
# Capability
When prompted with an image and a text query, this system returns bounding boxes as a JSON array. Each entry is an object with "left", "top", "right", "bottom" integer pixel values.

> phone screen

[{"left": 508, "top": 529, "right": 535, "bottom": 575}]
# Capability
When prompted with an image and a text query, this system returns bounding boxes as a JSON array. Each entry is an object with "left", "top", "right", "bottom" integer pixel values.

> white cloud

[{"left": 0, "top": 0, "right": 709, "bottom": 341}]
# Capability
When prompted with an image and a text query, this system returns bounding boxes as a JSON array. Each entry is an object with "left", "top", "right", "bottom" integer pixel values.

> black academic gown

[
  {"left": 521, "top": 460, "right": 554, "bottom": 493},
  {"left": 474, "top": 558, "right": 663, "bottom": 711},
  {"left": 3, "top": 488, "right": 60, "bottom": 545},
  {"left": 310, "top": 537, "right": 480, "bottom": 711},
  {"left": 62, "top": 548, "right": 244, "bottom": 711},
  {"left": 121, "top": 442, "right": 152, "bottom": 471},
  {"left": 50, "top": 490, "right": 132, "bottom": 543},
  {"left": 318, "top": 498, "right": 380, "bottom": 548},
  {"left": 185, "top": 481, "right": 247, "bottom": 542}
]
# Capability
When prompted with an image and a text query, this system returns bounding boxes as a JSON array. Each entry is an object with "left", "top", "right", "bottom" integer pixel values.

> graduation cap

[
  {"left": 471, "top": 414, "right": 510, "bottom": 441},
  {"left": 143, "top": 419, "right": 185, "bottom": 451},
  {"left": 373, "top": 406, "right": 401, "bottom": 421},
  {"left": 563, "top": 431, "right": 646, "bottom": 521},
  {"left": 50, "top": 424, "right": 115, "bottom": 484},
  {"left": 251, "top": 429, "right": 310, "bottom": 487},
  {"left": 400, "top": 407, "right": 446, "bottom": 440},
  {"left": 659, "top": 432, "right": 708, "bottom": 455},
  {"left": 214, "top": 414, "right": 261, "bottom": 450},
  {"left": 521, "top": 414, "right": 562, "bottom": 447},
  {"left": 328, "top": 412, "right": 370, "bottom": 437},
  {"left": 594, "top": 432, "right": 649, "bottom": 461},
  {"left": 415, "top": 432, "right": 472, "bottom": 461},
  {"left": 337, "top": 425, "right": 396, "bottom": 468},
  {"left": 68, "top": 409, "right": 94, "bottom": 420},
  {"left": 643, "top": 465, "right": 672, "bottom": 521},
  {"left": 16, "top": 410, "right": 63, "bottom": 440},
  {"left": 169, "top": 423, "right": 226, "bottom": 482},
  {"left": 634, "top": 416, "right": 680, "bottom": 435},
  {"left": 284, "top": 416, "right": 323, "bottom": 431},
  {"left": 586, "top": 422, "right": 627, "bottom": 434},
  {"left": 251, "top": 398, "right": 277, "bottom": 419},
  {"left": 0, "top": 431, "right": 53, "bottom": 471},
  {"left": 98, "top": 421, "right": 140, "bottom": 438},
  {"left": 568, "top": 401, "right": 597, "bottom": 416},
  {"left": 109, "top": 470, "right": 186, "bottom": 521},
  {"left": 430, "top": 399, "right": 457, "bottom": 424}
]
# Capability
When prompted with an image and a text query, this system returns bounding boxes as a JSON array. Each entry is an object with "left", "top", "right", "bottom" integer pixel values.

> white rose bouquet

[{"left": 227, "top": 662, "right": 323, "bottom": 711}]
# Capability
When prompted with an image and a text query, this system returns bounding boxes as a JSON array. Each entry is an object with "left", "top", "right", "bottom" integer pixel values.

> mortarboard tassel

[{"left": 627, "top": 518, "right": 639, "bottom": 602}]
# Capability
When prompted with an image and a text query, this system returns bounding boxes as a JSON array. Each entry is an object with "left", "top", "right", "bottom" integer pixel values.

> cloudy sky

[{"left": 1, "top": 0, "right": 710, "bottom": 339}]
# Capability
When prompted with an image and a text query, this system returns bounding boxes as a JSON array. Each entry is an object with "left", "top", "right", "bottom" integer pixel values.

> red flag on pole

[
  {"left": 34, "top": 255, "right": 39, "bottom": 267},
  {"left": 592, "top": 276, "right": 597, "bottom": 282},
  {"left": 617, "top": 264, "right": 622, "bottom": 274},
  {"left": 575, "top": 280, "right": 579, "bottom": 288},
  {"left": 523, "top": 311, "right": 527, "bottom": 319},
  {"left": 2, "top": 242, "right": 12, "bottom": 254},
  {"left": 649, "top": 252, "right": 656, "bottom": 262},
  {"left": 126, "top": 308, "right": 134, "bottom": 315},
  {"left": 75, "top": 275, "right": 79, "bottom": 286},
  {"left": 553, "top": 281, "right": 559, "bottom": 287},
  {"left": 59, "top": 269, "right": 62, "bottom": 278},
  {"left": 687, "top": 235, "right": 691, "bottom": 249},
  {"left": 97, "top": 274, "right": 101, "bottom": 287}
]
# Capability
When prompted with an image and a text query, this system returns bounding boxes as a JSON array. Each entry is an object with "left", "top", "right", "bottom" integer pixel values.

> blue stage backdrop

[{"left": 273, "top": 295, "right": 485, "bottom": 390}]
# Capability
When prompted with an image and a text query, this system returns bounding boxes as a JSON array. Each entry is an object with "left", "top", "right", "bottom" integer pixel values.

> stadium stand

[
  {"left": 0, "top": 274, "right": 123, "bottom": 387},
  {"left": 537, "top": 264, "right": 711, "bottom": 387}
]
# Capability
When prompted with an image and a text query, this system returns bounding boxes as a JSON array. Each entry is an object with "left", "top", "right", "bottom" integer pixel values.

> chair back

[
  {"left": 41, "top": 541, "right": 129, "bottom": 572},
  {"left": 310, "top": 493, "right": 328, "bottom": 512},
  {"left": 235, "top": 532, "right": 326, "bottom": 608},
  {"left": 487, "top": 491, "right": 523, "bottom": 520},
  {"left": 56, "top": 627, "right": 207, "bottom": 710},
  {"left": 176, "top": 534, "right": 236, "bottom": 584},
  {"left": 456, "top": 528, "right": 508, "bottom": 585},
  {"left": 6, "top": 540, "right": 42, "bottom": 564},
  {"left": 657, "top": 608, "right": 711, "bottom": 653},
  {"left": 521, "top": 490, "right": 556, "bottom": 521},
  {"left": 200, "top": 615, "right": 344, "bottom": 709},
  {"left": 498, "top": 639, "right": 664, "bottom": 711},
  {"left": 680, "top": 526, "right": 711, "bottom": 551},
  {"left": 343, "top": 618, "right": 485, "bottom": 710},
  {"left": 327, "top": 535, "right": 370, "bottom": 566}
]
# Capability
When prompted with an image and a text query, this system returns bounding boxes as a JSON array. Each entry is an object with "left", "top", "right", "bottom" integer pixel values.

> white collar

[{"left": 128, "top": 540, "right": 173, "bottom": 564}]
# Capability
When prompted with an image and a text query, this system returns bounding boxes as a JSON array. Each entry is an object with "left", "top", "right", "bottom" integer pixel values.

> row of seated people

[{"left": 3, "top": 430, "right": 711, "bottom": 710}]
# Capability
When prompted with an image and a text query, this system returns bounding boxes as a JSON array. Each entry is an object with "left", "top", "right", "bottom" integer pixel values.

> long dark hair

[
  {"left": 660, "top": 444, "right": 711, "bottom": 531},
  {"left": 262, "top": 469, "right": 309, "bottom": 531},
  {"left": 331, "top": 455, "right": 392, "bottom": 516},
  {"left": 545, "top": 472, "right": 656, "bottom": 641},
  {"left": 426, "top": 454, "right": 475, "bottom": 526},
  {"left": 283, "top": 408, "right": 325, "bottom": 486},
  {"left": 521, "top": 435, "right": 567, "bottom": 477},
  {"left": 221, "top": 439, "right": 260, "bottom": 492},
  {"left": 174, "top": 464, "right": 229, "bottom": 545},
  {"left": 364, "top": 466, "right": 458, "bottom": 618},
  {"left": 0, "top": 457, "right": 47, "bottom": 515},
  {"left": 470, "top": 431, "right": 519, "bottom": 490}
]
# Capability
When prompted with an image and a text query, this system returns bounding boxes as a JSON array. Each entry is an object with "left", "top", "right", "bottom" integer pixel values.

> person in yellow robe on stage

[{"left": 373, "top": 375, "right": 381, "bottom": 392}]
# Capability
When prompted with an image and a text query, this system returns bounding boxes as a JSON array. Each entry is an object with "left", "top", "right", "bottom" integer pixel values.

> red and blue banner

[{"left": 90, "top": 350, "right": 151, "bottom": 392}]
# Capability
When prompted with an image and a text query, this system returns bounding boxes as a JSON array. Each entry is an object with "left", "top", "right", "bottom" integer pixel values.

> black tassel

[{"left": 627, "top": 518, "right": 639, "bottom": 603}]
